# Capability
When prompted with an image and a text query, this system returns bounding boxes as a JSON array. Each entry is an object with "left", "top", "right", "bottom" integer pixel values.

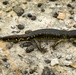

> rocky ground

[{"left": 0, "top": 0, "right": 76, "bottom": 75}]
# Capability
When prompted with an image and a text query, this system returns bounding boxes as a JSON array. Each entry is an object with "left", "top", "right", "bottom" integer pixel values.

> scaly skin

[{"left": 0, "top": 29, "right": 76, "bottom": 42}]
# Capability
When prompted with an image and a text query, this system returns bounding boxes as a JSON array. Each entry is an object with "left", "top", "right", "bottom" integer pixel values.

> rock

[
  {"left": 29, "top": 68, "right": 36, "bottom": 74},
  {"left": 0, "top": 48, "right": 3, "bottom": 55},
  {"left": 26, "top": 45, "right": 34, "bottom": 53},
  {"left": 57, "top": 12, "right": 66, "bottom": 20},
  {"left": 31, "top": 16, "right": 36, "bottom": 20},
  {"left": 68, "top": 21, "right": 75, "bottom": 28},
  {"left": 69, "top": 10, "right": 74, "bottom": 15},
  {"left": 37, "top": 3, "right": 43, "bottom": 7},
  {"left": 70, "top": 62, "right": 76, "bottom": 68},
  {"left": 64, "top": 60, "right": 72, "bottom": 66},
  {"left": 0, "top": 41, "right": 7, "bottom": 51},
  {"left": 67, "top": 4, "right": 74, "bottom": 9},
  {"left": 74, "top": 15, "right": 76, "bottom": 21},
  {"left": 13, "top": 6, "right": 24, "bottom": 16},
  {"left": 2, "top": 58, "right": 8, "bottom": 62},
  {"left": 53, "top": 12, "right": 58, "bottom": 18},
  {"left": 6, "top": 42, "right": 13, "bottom": 49},
  {"left": 3, "top": 7, "right": 12, "bottom": 12},
  {"left": 41, "top": 8, "right": 45, "bottom": 12},
  {"left": 27, "top": 13, "right": 32, "bottom": 18},
  {"left": 20, "top": 41, "right": 32, "bottom": 48},
  {"left": 24, "top": 70, "right": 28, "bottom": 74},
  {"left": 41, "top": 67, "right": 56, "bottom": 75},
  {"left": 17, "top": 24, "right": 25, "bottom": 30},
  {"left": 65, "top": 55, "right": 72, "bottom": 60},
  {"left": 44, "top": 59, "right": 51, "bottom": 64},
  {"left": 29, "top": 66, "right": 37, "bottom": 74},
  {"left": 2, "top": 1, "right": 9, "bottom": 5},
  {"left": 51, "top": 58, "right": 59, "bottom": 66},
  {"left": 73, "top": 24, "right": 76, "bottom": 28}
]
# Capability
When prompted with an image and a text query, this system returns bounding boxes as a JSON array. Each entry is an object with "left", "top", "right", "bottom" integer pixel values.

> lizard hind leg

[{"left": 51, "top": 39, "right": 67, "bottom": 50}]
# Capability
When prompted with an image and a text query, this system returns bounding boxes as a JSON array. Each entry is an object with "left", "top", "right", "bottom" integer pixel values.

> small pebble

[
  {"left": 5, "top": 63, "right": 10, "bottom": 68},
  {"left": 51, "top": 58, "right": 59, "bottom": 66},
  {"left": 31, "top": 16, "right": 36, "bottom": 20},
  {"left": 6, "top": 43, "right": 13, "bottom": 49},
  {"left": 44, "top": 59, "right": 51, "bottom": 64},
  {"left": 65, "top": 55, "right": 72, "bottom": 60},
  {"left": 70, "top": 62, "right": 76, "bottom": 68},
  {"left": 64, "top": 60, "right": 72, "bottom": 66},
  {"left": 53, "top": 12, "right": 58, "bottom": 18},
  {"left": 41, "top": 67, "right": 55, "bottom": 75},
  {"left": 29, "top": 69, "right": 35, "bottom": 74},
  {"left": 13, "top": 6, "right": 24, "bottom": 16},
  {"left": 2, "top": 1, "right": 9, "bottom": 5},
  {"left": 24, "top": 70, "right": 28, "bottom": 74},
  {"left": 11, "top": 26, "right": 16, "bottom": 29},
  {"left": 74, "top": 15, "right": 76, "bottom": 21},
  {"left": 73, "top": 24, "right": 76, "bottom": 28},
  {"left": 67, "top": 4, "right": 74, "bottom": 9},
  {"left": 37, "top": 3, "right": 42, "bottom": 7},
  {"left": 2, "top": 58, "right": 8, "bottom": 62},
  {"left": 57, "top": 12, "right": 66, "bottom": 20},
  {"left": 26, "top": 46, "right": 34, "bottom": 53},
  {"left": 68, "top": 21, "right": 75, "bottom": 28},
  {"left": 69, "top": 10, "right": 74, "bottom": 15},
  {"left": 20, "top": 42, "right": 32, "bottom": 48},
  {"left": 18, "top": 54, "right": 23, "bottom": 59},
  {"left": 29, "top": 66, "right": 37, "bottom": 74},
  {"left": 27, "top": 13, "right": 32, "bottom": 17},
  {"left": 69, "top": 17, "right": 73, "bottom": 19},
  {"left": 17, "top": 24, "right": 25, "bottom": 30},
  {"left": 57, "top": 55, "right": 62, "bottom": 59},
  {"left": 41, "top": 8, "right": 45, "bottom": 12}
]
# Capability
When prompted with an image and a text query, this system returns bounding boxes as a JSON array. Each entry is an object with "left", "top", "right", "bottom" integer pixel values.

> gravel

[
  {"left": 65, "top": 55, "right": 73, "bottom": 60},
  {"left": 0, "top": 0, "right": 76, "bottom": 75},
  {"left": 17, "top": 24, "right": 25, "bottom": 30},
  {"left": 25, "top": 45, "right": 34, "bottom": 53},
  {"left": 13, "top": 6, "right": 24, "bottom": 16},
  {"left": 51, "top": 58, "right": 59, "bottom": 66},
  {"left": 41, "top": 67, "right": 56, "bottom": 75}
]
